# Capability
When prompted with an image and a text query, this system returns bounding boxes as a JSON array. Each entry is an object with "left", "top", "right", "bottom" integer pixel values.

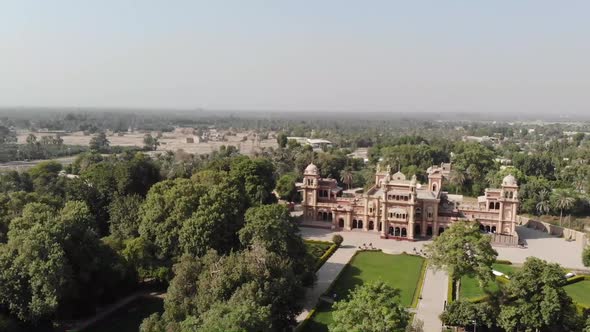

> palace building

[{"left": 297, "top": 163, "right": 519, "bottom": 240}]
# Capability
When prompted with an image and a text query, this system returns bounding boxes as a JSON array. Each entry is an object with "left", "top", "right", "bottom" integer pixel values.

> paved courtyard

[
  {"left": 497, "top": 226, "right": 587, "bottom": 270},
  {"left": 301, "top": 225, "right": 588, "bottom": 269}
]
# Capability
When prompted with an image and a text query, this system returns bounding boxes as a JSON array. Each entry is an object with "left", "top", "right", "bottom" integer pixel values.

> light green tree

[
  {"left": 330, "top": 281, "right": 410, "bottom": 332},
  {"left": 340, "top": 168, "right": 354, "bottom": 190},
  {"left": 552, "top": 189, "right": 576, "bottom": 226},
  {"left": 535, "top": 189, "right": 551, "bottom": 216},
  {"left": 425, "top": 221, "right": 497, "bottom": 299},
  {"left": 448, "top": 169, "right": 466, "bottom": 193}
]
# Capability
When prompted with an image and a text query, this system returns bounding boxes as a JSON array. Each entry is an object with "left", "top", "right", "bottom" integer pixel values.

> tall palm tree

[
  {"left": 536, "top": 189, "right": 551, "bottom": 216},
  {"left": 449, "top": 169, "right": 466, "bottom": 194},
  {"left": 340, "top": 168, "right": 354, "bottom": 190},
  {"left": 552, "top": 190, "right": 575, "bottom": 226}
]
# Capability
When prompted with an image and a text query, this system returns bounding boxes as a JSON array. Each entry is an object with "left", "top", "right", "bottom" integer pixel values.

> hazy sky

[{"left": 1, "top": 1, "right": 589, "bottom": 113}]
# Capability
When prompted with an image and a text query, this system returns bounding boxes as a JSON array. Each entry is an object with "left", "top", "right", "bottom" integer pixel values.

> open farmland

[{"left": 15, "top": 130, "right": 278, "bottom": 156}]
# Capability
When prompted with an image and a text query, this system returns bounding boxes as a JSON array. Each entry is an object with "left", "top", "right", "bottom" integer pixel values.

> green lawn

[
  {"left": 83, "top": 296, "right": 164, "bottom": 332},
  {"left": 564, "top": 280, "right": 590, "bottom": 308},
  {"left": 459, "top": 263, "right": 517, "bottom": 300},
  {"left": 303, "top": 252, "right": 426, "bottom": 332}
]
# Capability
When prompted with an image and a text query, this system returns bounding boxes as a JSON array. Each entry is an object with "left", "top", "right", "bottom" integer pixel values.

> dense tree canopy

[
  {"left": 138, "top": 178, "right": 207, "bottom": 278},
  {"left": 0, "top": 201, "right": 134, "bottom": 324}
]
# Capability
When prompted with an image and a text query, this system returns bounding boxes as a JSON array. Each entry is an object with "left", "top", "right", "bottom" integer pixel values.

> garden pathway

[
  {"left": 414, "top": 267, "right": 448, "bottom": 332},
  {"left": 295, "top": 241, "right": 357, "bottom": 323}
]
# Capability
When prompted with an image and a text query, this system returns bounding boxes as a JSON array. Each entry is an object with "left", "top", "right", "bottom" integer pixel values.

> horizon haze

[{"left": 1, "top": 1, "right": 589, "bottom": 114}]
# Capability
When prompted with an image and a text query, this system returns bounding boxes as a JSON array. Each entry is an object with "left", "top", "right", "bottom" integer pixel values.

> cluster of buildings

[
  {"left": 287, "top": 137, "right": 333, "bottom": 150},
  {"left": 297, "top": 163, "right": 519, "bottom": 241}
]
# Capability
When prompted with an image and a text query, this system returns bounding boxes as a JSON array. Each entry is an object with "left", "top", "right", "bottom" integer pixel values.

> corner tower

[
  {"left": 499, "top": 174, "right": 519, "bottom": 234},
  {"left": 302, "top": 163, "right": 320, "bottom": 220}
]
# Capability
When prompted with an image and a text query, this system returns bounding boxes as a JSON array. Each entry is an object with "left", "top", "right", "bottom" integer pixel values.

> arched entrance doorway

[
  {"left": 401, "top": 228, "right": 407, "bottom": 237},
  {"left": 414, "top": 224, "right": 420, "bottom": 237},
  {"left": 485, "top": 225, "right": 491, "bottom": 232},
  {"left": 357, "top": 220, "right": 363, "bottom": 229},
  {"left": 338, "top": 218, "right": 344, "bottom": 228},
  {"left": 394, "top": 227, "right": 401, "bottom": 236},
  {"left": 479, "top": 224, "right": 485, "bottom": 231},
  {"left": 378, "top": 222, "right": 382, "bottom": 232},
  {"left": 352, "top": 220, "right": 358, "bottom": 229},
  {"left": 368, "top": 221, "right": 374, "bottom": 230},
  {"left": 388, "top": 226, "right": 394, "bottom": 236},
  {"left": 491, "top": 226, "right": 497, "bottom": 233},
  {"left": 438, "top": 227, "right": 445, "bottom": 235},
  {"left": 426, "top": 226, "right": 433, "bottom": 236}
]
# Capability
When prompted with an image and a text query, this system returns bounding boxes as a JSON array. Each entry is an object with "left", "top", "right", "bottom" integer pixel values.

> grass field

[
  {"left": 564, "top": 280, "right": 590, "bottom": 308},
  {"left": 459, "top": 263, "right": 517, "bottom": 300},
  {"left": 83, "top": 296, "right": 163, "bottom": 332},
  {"left": 303, "top": 252, "right": 425, "bottom": 332}
]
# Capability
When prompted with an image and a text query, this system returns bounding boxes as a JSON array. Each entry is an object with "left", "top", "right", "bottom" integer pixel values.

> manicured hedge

[
  {"left": 305, "top": 239, "right": 333, "bottom": 245},
  {"left": 410, "top": 259, "right": 428, "bottom": 308},
  {"left": 495, "top": 259, "right": 513, "bottom": 265},
  {"left": 447, "top": 276, "right": 455, "bottom": 303},
  {"left": 565, "top": 274, "right": 590, "bottom": 285},
  {"left": 315, "top": 243, "right": 339, "bottom": 271}
]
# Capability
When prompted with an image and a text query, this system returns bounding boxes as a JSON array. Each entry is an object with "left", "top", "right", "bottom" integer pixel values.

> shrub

[
  {"left": 495, "top": 259, "right": 512, "bottom": 265},
  {"left": 410, "top": 259, "right": 428, "bottom": 308},
  {"left": 332, "top": 234, "right": 343, "bottom": 246},
  {"left": 315, "top": 243, "right": 339, "bottom": 271}
]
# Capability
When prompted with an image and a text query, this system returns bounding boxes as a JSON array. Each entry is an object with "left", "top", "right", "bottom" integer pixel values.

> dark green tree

[
  {"left": 89, "top": 132, "right": 110, "bottom": 152},
  {"left": 498, "top": 257, "right": 582, "bottom": 332},
  {"left": 277, "top": 132, "right": 288, "bottom": 148},
  {"left": 275, "top": 173, "right": 297, "bottom": 201},
  {"left": 108, "top": 194, "right": 144, "bottom": 239}
]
